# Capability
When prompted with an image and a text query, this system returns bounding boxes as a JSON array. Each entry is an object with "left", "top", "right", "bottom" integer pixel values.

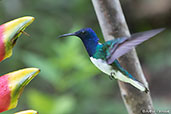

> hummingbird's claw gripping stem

[{"left": 109, "top": 72, "right": 115, "bottom": 80}]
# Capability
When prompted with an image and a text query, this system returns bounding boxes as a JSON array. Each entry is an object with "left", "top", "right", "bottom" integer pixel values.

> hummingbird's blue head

[
  {"left": 57, "top": 28, "right": 99, "bottom": 56},
  {"left": 74, "top": 28, "right": 98, "bottom": 40}
]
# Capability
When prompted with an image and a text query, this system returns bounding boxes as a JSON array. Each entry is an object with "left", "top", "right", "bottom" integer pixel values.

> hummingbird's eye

[{"left": 82, "top": 31, "right": 86, "bottom": 34}]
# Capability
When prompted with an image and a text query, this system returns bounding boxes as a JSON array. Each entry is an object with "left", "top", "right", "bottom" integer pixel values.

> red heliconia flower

[
  {"left": 0, "top": 16, "right": 39, "bottom": 113},
  {"left": 0, "top": 16, "right": 35, "bottom": 62},
  {"left": 0, "top": 68, "right": 40, "bottom": 113}
]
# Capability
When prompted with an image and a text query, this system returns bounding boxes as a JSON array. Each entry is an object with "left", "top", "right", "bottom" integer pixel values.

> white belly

[
  {"left": 90, "top": 57, "right": 130, "bottom": 82},
  {"left": 90, "top": 57, "right": 114, "bottom": 75},
  {"left": 90, "top": 57, "right": 146, "bottom": 92},
  {"left": 90, "top": 57, "right": 124, "bottom": 80}
]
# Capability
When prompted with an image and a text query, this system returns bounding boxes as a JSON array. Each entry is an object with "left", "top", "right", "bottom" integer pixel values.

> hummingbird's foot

[
  {"left": 109, "top": 72, "right": 115, "bottom": 80},
  {"left": 145, "top": 87, "right": 149, "bottom": 93}
]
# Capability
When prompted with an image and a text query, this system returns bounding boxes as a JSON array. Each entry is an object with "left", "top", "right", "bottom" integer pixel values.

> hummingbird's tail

[
  {"left": 114, "top": 71, "right": 148, "bottom": 93},
  {"left": 113, "top": 60, "right": 148, "bottom": 92},
  {"left": 126, "top": 76, "right": 149, "bottom": 93}
]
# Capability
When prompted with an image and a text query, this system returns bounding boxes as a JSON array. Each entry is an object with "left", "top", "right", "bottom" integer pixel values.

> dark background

[{"left": 0, "top": 0, "right": 171, "bottom": 114}]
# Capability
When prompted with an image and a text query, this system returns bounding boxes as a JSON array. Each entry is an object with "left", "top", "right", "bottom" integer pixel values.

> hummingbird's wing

[{"left": 106, "top": 28, "right": 165, "bottom": 64}]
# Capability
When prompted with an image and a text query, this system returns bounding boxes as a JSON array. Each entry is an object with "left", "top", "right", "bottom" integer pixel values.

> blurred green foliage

[{"left": 0, "top": 0, "right": 171, "bottom": 114}]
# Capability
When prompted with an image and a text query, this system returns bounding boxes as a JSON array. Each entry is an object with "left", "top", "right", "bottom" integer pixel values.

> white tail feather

[{"left": 115, "top": 71, "right": 148, "bottom": 92}]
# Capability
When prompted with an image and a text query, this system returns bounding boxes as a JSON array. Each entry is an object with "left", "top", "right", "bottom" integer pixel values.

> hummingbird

[{"left": 57, "top": 28, "right": 165, "bottom": 92}]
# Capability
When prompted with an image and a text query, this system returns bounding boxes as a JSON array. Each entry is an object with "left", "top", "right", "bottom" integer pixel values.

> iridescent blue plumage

[
  {"left": 75, "top": 28, "right": 99, "bottom": 56},
  {"left": 57, "top": 27, "right": 165, "bottom": 92}
]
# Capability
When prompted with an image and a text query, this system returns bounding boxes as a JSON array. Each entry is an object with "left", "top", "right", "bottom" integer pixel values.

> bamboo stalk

[{"left": 92, "top": 0, "right": 155, "bottom": 114}]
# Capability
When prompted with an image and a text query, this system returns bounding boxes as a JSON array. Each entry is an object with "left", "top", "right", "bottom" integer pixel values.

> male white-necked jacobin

[{"left": 57, "top": 28, "right": 165, "bottom": 93}]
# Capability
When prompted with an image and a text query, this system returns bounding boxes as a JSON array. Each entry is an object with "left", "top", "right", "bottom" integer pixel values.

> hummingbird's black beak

[{"left": 57, "top": 32, "right": 76, "bottom": 38}]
